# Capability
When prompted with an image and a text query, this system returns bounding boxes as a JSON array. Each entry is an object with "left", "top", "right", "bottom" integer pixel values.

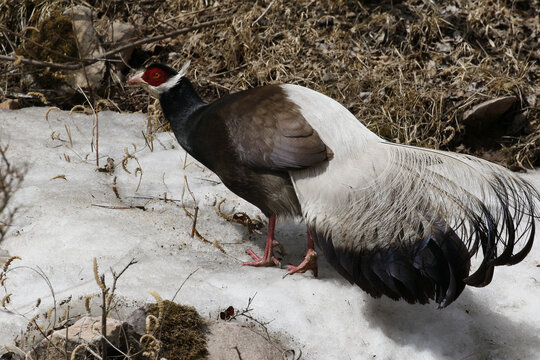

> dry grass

[
  {"left": 0, "top": 146, "right": 24, "bottom": 244},
  {"left": 1, "top": 0, "right": 539, "bottom": 169}
]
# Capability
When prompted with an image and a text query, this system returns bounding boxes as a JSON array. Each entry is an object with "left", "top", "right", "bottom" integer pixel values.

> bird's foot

[
  {"left": 242, "top": 249, "right": 281, "bottom": 267},
  {"left": 284, "top": 249, "right": 318, "bottom": 278}
]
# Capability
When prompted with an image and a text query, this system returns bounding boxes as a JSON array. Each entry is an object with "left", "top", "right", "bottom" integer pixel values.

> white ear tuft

[{"left": 179, "top": 60, "right": 191, "bottom": 77}]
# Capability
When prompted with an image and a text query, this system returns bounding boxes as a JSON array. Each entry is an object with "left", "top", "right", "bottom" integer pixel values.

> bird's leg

[
  {"left": 243, "top": 214, "right": 280, "bottom": 267},
  {"left": 285, "top": 231, "right": 318, "bottom": 277}
]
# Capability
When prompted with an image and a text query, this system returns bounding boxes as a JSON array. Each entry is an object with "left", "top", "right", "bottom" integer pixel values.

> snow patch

[{"left": 0, "top": 107, "right": 539, "bottom": 359}]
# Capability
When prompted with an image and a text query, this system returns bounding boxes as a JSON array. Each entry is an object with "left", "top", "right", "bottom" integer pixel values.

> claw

[
  {"left": 242, "top": 248, "right": 281, "bottom": 267},
  {"left": 284, "top": 249, "right": 318, "bottom": 278}
]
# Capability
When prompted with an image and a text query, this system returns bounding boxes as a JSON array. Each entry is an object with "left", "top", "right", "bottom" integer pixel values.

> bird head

[{"left": 126, "top": 61, "right": 191, "bottom": 98}]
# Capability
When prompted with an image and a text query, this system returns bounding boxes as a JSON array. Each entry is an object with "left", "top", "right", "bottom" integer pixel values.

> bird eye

[{"left": 153, "top": 72, "right": 161, "bottom": 79}]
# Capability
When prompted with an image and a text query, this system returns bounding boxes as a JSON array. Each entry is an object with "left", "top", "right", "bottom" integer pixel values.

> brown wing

[{"left": 211, "top": 85, "right": 332, "bottom": 170}]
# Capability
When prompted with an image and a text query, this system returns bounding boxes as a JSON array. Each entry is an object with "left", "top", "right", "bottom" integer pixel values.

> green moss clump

[
  {"left": 18, "top": 11, "right": 77, "bottom": 62},
  {"left": 147, "top": 300, "right": 208, "bottom": 360},
  {"left": 16, "top": 11, "right": 78, "bottom": 88}
]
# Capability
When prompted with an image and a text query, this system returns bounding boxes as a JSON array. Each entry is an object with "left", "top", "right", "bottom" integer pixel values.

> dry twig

[
  {"left": 92, "top": 258, "right": 137, "bottom": 360},
  {"left": 217, "top": 199, "right": 264, "bottom": 234}
]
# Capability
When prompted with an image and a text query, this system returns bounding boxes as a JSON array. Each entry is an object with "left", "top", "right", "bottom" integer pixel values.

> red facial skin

[{"left": 142, "top": 67, "right": 169, "bottom": 86}]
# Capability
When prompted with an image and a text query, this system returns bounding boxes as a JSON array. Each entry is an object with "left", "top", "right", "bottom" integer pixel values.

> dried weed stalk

[
  {"left": 220, "top": 293, "right": 274, "bottom": 344},
  {"left": 220, "top": 293, "right": 303, "bottom": 359},
  {"left": 140, "top": 290, "right": 164, "bottom": 360},
  {"left": 92, "top": 257, "right": 137, "bottom": 360},
  {"left": 0, "top": 146, "right": 25, "bottom": 244},
  {"left": 0, "top": 256, "right": 21, "bottom": 294},
  {"left": 121, "top": 145, "right": 144, "bottom": 192},
  {"left": 180, "top": 175, "right": 226, "bottom": 254},
  {"left": 217, "top": 199, "right": 264, "bottom": 234}
]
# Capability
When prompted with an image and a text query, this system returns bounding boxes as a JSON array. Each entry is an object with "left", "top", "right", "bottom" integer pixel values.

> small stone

[
  {"left": 525, "top": 93, "right": 536, "bottom": 107},
  {"left": 0, "top": 99, "right": 20, "bottom": 110},
  {"left": 206, "top": 319, "right": 284, "bottom": 360},
  {"left": 435, "top": 41, "right": 453, "bottom": 53},
  {"left": 168, "top": 52, "right": 181, "bottom": 62},
  {"left": 62, "top": 6, "right": 105, "bottom": 89},
  {"left": 426, "top": 60, "right": 437, "bottom": 77},
  {"left": 358, "top": 92, "right": 373, "bottom": 102},
  {"left": 32, "top": 316, "right": 139, "bottom": 360},
  {"left": 106, "top": 21, "right": 136, "bottom": 71},
  {"left": 125, "top": 306, "right": 147, "bottom": 335},
  {"left": 463, "top": 96, "right": 517, "bottom": 125}
]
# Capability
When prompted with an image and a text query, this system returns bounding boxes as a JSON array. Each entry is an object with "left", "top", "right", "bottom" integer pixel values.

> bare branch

[
  {"left": 0, "top": 18, "right": 229, "bottom": 71},
  {"left": 100, "top": 18, "right": 228, "bottom": 60},
  {"left": 252, "top": 0, "right": 278, "bottom": 26},
  {"left": 0, "top": 55, "right": 82, "bottom": 70}
]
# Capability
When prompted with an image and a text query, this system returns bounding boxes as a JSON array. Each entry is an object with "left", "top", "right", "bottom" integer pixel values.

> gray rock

[
  {"left": 125, "top": 306, "right": 148, "bottom": 335},
  {"left": 206, "top": 319, "right": 284, "bottom": 360},
  {"left": 105, "top": 20, "right": 137, "bottom": 71},
  {"left": 32, "top": 316, "right": 139, "bottom": 360},
  {"left": 526, "top": 93, "right": 536, "bottom": 107},
  {"left": 0, "top": 99, "right": 20, "bottom": 110},
  {"left": 358, "top": 91, "right": 372, "bottom": 102},
  {"left": 463, "top": 96, "right": 517, "bottom": 125},
  {"left": 62, "top": 6, "right": 105, "bottom": 89}
]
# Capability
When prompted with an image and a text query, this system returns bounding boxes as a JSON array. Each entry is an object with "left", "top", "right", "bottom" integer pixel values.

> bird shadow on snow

[{"left": 362, "top": 291, "right": 540, "bottom": 359}]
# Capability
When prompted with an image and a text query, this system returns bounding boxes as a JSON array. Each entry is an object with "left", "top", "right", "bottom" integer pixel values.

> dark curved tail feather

[
  {"left": 311, "top": 227, "right": 472, "bottom": 307},
  {"left": 308, "top": 172, "right": 538, "bottom": 307},
  {"left": 463, "top": 182, "right": 536, "bottom": 286}
]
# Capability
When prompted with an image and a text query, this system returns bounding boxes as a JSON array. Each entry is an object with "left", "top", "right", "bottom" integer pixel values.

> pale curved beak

[{"left": 126, "top": 72, "right": 144, "bottom": 86}]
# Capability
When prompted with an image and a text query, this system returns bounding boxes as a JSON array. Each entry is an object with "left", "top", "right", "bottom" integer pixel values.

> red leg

[
  {"left": 285, "top": 230, "right": 318, "bottom": 277},
  {"left": 242, "top": 214, "right": 280, "bottom": 267}
]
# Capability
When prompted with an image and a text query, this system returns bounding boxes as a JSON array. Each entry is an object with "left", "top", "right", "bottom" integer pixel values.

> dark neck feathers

[{"left": 159, "top": 77, "right": 206, "bottom": 152}]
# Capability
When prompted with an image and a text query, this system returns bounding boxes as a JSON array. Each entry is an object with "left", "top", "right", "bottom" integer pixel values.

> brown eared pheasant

[{"left": 127, "top": 61, "right": 539, "bottom": 308}]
